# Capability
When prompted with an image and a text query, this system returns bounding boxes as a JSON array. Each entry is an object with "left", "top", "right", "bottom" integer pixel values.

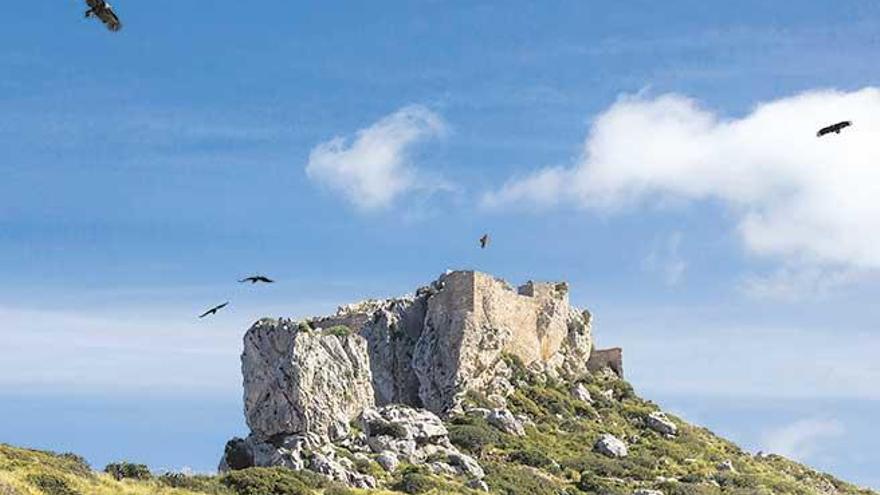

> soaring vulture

[
  {"left": 816, "top": 121, "right": 852, "bottom": 137},
  {"left": 239, "top": 275, "right": 275, "bottom": 284},
  {"left": 479, "top": 234, "right": 490, "bottom": 249},
  {"left": 199, "top": 302, "right": 229, "bottom": 319},
  {"left": 84, "top": 0, "right": 122, "bottom": 32}
]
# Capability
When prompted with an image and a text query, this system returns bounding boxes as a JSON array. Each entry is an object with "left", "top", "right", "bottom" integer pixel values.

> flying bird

[
  {"left": 816, "top": 121, "right": 852, "bottom": 137},
  {"left": 479, "top": 234, "right": 490, "bottom": 249},
  {"left": 199, "top": 302, "right": 229, "bottom": 319},
  {"left": 239, "top": 275, "right": 274, "bottom": 284},
  {"left": 84, "top": 0, "right": 122, "bottom": 32}
]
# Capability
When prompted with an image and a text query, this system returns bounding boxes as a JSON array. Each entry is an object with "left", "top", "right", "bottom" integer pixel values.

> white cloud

[
  {"left": 484, "top": 88, "right": 880, "bottom": 272},
  {"left": 642, "top": 231, "right": 687, "bottom": 286},
  {"left": 306, "top": 105, "right": 447, "bottom": 210},
  {"left": 762, "top": 418, "right": 845, "bottom": 462}
]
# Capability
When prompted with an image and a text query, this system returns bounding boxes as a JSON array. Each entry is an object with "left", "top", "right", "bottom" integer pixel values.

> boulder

[
  {"left": 310, "top": 452, "right": 377, "bottom": 489},
  {"left": 571, "top": 383, "right": 593, "bottom": 404},
  {"left": 646, "top": 412, "right": 677, "bottom": 436},
  {"left": 595, "top": 434, "right": 628, "bottom": 458},
  {"left": 360, "top": 405, "right": 449, "bottom": 443},
  {"left": 218, "top": 434, "right": 314, "bottom": 472},
  {"left": 487, "top": 409, "right": 526, "bottom": 436},
  {"left": 376, "top": 451, "right": 400, "bottom": 472}
]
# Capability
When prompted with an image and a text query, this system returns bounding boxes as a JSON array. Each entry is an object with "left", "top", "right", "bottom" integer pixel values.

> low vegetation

[{"left": 0, "top": 366, "right": 875, "bottom": 494}]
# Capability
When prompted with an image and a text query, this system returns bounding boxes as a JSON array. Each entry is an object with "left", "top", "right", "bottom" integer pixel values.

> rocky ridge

[{"left": 215, "top": 270, "right": 875, "bottom": 495}]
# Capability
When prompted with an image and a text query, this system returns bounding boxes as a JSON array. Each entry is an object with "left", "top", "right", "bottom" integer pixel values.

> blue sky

[{"left": 2, "top": 0, "right": 880, "bottom": 488}]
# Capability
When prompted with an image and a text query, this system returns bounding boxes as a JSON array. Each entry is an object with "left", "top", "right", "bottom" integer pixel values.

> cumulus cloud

[
  {"left": 762, "top": 418, "right": 844, "bottom": 462},
  {"left": 484, "top": 88, "right": 880, "bottom": 272},
  {"left": 306, "top": 105, "right": 447, "bottom": 210}
]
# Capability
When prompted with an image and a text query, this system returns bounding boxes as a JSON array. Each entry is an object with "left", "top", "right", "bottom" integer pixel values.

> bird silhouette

[
  {"left": 817, "top": 121, "right": 852, "bottom": 137},
  {"left": 480, "top": 234, "right": 490, "bottom": 249},
  {"left": 199, "top": 302, "right": 229, "bottom": 318},
  {"left": 239, "top": 275, "right": 274, "bottom": 284},
  {"left": 84, "top": 0, "right": 122, "bottom": 32}
]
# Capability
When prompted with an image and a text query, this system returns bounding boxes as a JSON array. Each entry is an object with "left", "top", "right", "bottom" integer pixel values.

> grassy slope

[{"left": 1, "top": 366, "right": 875, "bottom": 495}]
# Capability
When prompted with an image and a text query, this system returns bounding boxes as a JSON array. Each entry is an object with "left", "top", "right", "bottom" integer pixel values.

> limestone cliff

[
  {"left": 239, "top": 270, "right": 594, "bottom": 442},
  {"left": 220, "top": 270, "right": 596, "bottom": 484}
]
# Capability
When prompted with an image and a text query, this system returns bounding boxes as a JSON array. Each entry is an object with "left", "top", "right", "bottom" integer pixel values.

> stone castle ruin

[{"left": 220, "top": 270, "right": 623, "bottom": 487}]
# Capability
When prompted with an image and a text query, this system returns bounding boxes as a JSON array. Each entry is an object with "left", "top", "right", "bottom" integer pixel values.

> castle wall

[{"left": 587, "top": 347, "right": 624, "bottom": 378}]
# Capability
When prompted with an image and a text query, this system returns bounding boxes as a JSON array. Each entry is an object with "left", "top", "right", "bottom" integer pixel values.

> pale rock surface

[
  {"left": 359, "top": 405, "right": 485, "bottom": 479},
  {"left": 223, "top": 270, "right": 599, "bottom": 487},
  {"left": 595, "top": 434, "right": 628, "bottom": 458},
  {"left": 242, "top": 318, "right": 374, "bottom": 442},
  {"left": 572, "top": 383, "right": 593, "bottom": 403},
  {"left": 310, "top": 452, "right": 377, "bottom": 489},
  {"left": 487, "top": 408, "right": 526, "bottom": 436},
  {"left": 646, "top": 411, "right": 677, "bottom": 436},
  {"left": 376, "top": 451, "right": 400, "bottom": 472},
  {"left": 413, "top": 272, "right": 592, "bottom": 414}
]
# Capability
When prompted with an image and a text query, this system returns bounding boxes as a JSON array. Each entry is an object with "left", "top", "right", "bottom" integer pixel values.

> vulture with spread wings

[
  {"left": 199, "top": 302, "right": 229, "bottom": 319},
  {"left": 85, "top": 0, "right": 122, "bottom": 32},
  {"left": 816, "top": 121, "right": 852, "bottom": 137}
]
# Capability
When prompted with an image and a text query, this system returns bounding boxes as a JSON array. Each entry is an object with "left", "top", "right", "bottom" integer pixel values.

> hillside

[
  {"left": 1, "top": 271, "right": 875, "bottom": 495},
  {"left": 1, "top": 370, "right": 874, "bottom": 495}
]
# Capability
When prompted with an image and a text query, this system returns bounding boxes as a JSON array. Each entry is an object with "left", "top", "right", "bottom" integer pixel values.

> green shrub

[
  {"left": 323, "top": 487, "right": 357, "bottom": 495},
  {"left": 508, "top": 449, "right": 554, "bottom": 469},
  {"left": 576, "top": 473, "right": 628, "bottom": 495},
  {"left": 394, "top": 472, "right": 440, "bottom": 494},
  {"left": 104, "top": 461, "right": 151, "bottom": 480},
  {"left": 158, "top": 472, "right": 231, "bottom": 494},
  {"left": 448, "top": 419, "right": 502, "bottom": 454},
  {"left": 26, "top": 474, "right": 79, "bottom": 495},
  {"left": 658, "top": 482, "right": 722, "bottom": 495},
  {"left": 484, "top": 462, "right": 569, "bottom": 495},
  {"left": 463, "top": 389, "right": 495, "bottom": 410},
  {"left": 220, "top": 467, "right": 314, "bottom": 495},
  {"left": 325, "top": 325, "right": 352, "bottom": 337},
  {"left": 56, "top": 453, "right": 92, "bottom": 477}
]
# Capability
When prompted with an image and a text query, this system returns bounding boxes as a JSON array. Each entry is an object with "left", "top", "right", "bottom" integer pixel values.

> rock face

[
  {"left": 242, "top": 318, "right": 375, "bottom": 442},
  {"left": 412, "top": 271, "right": 592, "bottom": 413},
  {"left": 221, "top": 270, "right": 602, "bottom": 485},
  {"left": 359, "top": 405, "right": 484, "bottom": 479}
]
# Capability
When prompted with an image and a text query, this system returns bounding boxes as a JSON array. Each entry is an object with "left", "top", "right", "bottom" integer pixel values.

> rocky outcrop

[
  {"left": 359, "top": 405, "right": 485, "bottom": 480},
  {"left": 221, "top": 270, "right": 601, "bottom": 486},
  {"left": 242, "top": 318, "right": 374, "bottom": 442}
]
